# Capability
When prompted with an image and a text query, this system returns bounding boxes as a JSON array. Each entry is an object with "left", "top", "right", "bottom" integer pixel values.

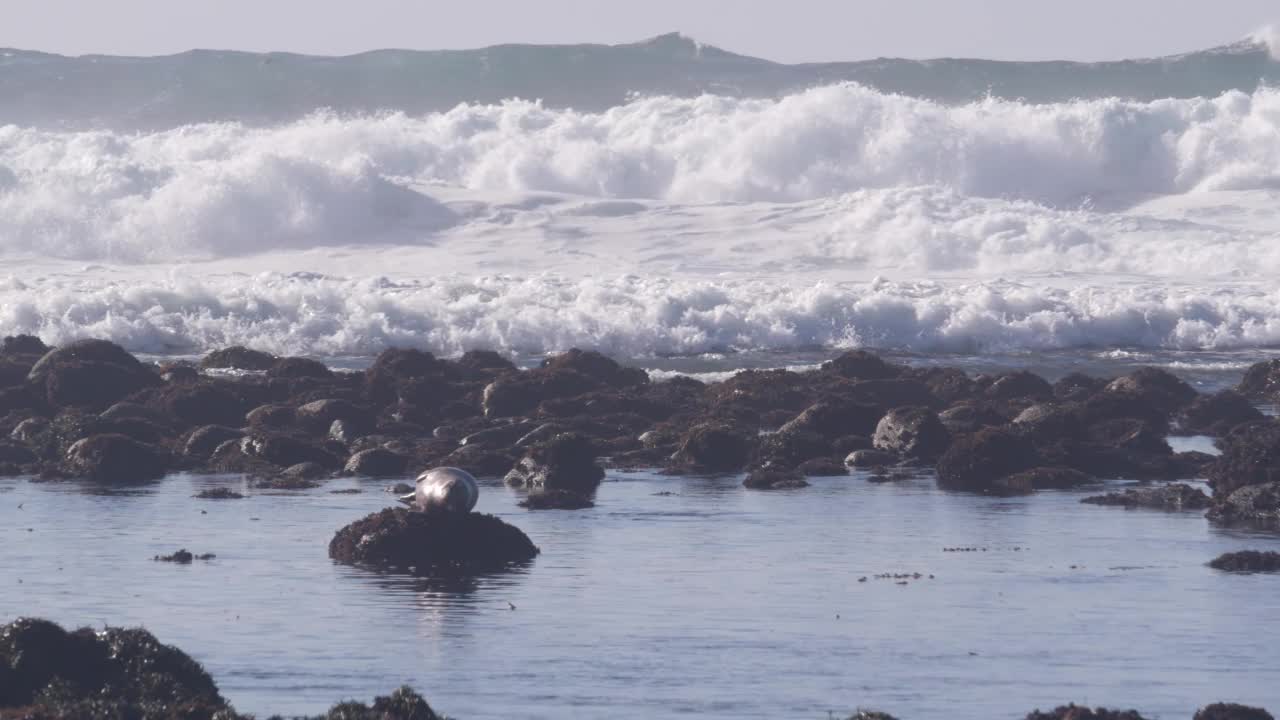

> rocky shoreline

[{"left": 4, "top": 336, "right": 1280, "bottom": 521}]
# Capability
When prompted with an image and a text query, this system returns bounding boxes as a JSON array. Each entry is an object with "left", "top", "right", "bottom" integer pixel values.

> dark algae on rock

[
  {"left": 329, "top": 507, "right": 539, "bottom": 572},
  {"left": 1208, "top": 550, "right": 1280, "bottom": 573},
  {"left": 0, "top": 618, "right": 447, "bottom": 719}
]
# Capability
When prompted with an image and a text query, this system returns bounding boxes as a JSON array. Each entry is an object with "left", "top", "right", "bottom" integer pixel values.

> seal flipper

[{"left": 397, "top": 492, "right": 416, "bottom": 506}]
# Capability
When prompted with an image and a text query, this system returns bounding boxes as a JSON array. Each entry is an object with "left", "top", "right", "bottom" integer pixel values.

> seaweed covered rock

[
  {"left": 541, "top": 348, "right": 648, "bottom": 389},
  {"left": 1207, "top": 421, "right": 1280, "bottom": 496},
  {"left": 200, "top": 345, "right": 277, "bottom": 371},
  {"left": 1195, "top": 704, "right": 1275, "bottom": 720},
  {"left": 872, "top": 406, "right": 949, "bottom": 461},
  {"left": 482, "top": 369, "right": 599, "bottom": 419},
  {"left": 518, "top": 489, "right": 596, "bottom": 510},
  {"left": 329, "top": 508, "right": 539, "bottom": 572},
  {"left": 1238, "top": 359, "right": 1280, "bottom": 400},
  {"left": 1178, "top": 390, "right": 1264, "bottom": 436},
  {"left": 183, "top": 425, "right": 246, "bottom": 462},
  {"left": 64, "top": 434, "right": 169, "bottom": 483},
  {"left": 822, "top": 350, "right": 902, "bottom": 380},
  {"left": 743, "top": 467, "right": 809, "bottom": 490},
  {"left": 1105, "top": 367, "right": 1198, "bottom": 414},
  {"left": 1025, "top": 706, "right": 1149, "bottom": 720},
  {"left": 267, "top": 356, "right": 332, "bottom": 380},
  {"left": 999, "top": 467, "right": 1093, "bottom": 494},
  {"left": 936, "top": 428, "right": 1039, "bottom": 494},
  {"left": 29, "top": 340, "right": 160, "bottom": 410},
  {"left": 505, "top": 433, "right": 605, "bottom": 493},
  {"left": 0, "top": 617, "right": 226, "bottom": 717},
  {"left": 753, "top": 429, "right": 832, "bottom": 470},
  {"left": 669, "top": 422, "right": 752, "bottom": 473},
  {"left": 344, "top": 448, "right": 409, "bottom": 477},
  {"left": 364, "top": 348, "right": 450, "bottom": 406},
  {"left": 1207, "top": 481, "right": 1280, "bottom": 528},
  {"left": 779, "top": 400, "right": 883, "bottom": 439},
  {"left": 314, "top": 686, "right": 444, "bottom": 720},
  {"left": 985, "top": 371, "right": 1054, "bottom": 402},
  {"left": 1082, "top": 483, "right": 1211, "bottom": 511},
  {"left": 1208, "top": 550, "right": 1280, "bottom": 573}
]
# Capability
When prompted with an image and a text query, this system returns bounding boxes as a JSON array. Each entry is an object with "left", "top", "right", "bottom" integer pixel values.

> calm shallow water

[{"left": 3, "top": 468, "right": 1279, "bottom": 719}]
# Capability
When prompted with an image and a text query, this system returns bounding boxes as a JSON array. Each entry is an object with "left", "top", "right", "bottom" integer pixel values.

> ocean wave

[
  {"left": 5, "top": 86, "right": 1280, "bottom": 262},
  {"left": 5, "top": 272, "right": 1280, "bottom": 358}
]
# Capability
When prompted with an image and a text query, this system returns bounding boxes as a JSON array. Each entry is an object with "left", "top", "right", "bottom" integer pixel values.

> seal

[{"left": 399, "top": 467, "right": 479, "bottom": 513}]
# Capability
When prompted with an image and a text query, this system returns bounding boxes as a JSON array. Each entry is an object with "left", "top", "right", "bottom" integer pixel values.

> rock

[
  {"left": 541, "top": 348, "right": 648, "bottom": 388},
  {"left": 328, "top": 507, "right": 539, "bottom": 572},
  {"left": 936, "top": 428, "right": 1039, "bottom": 494},
  {"left": 1207, "top": 421, "right": 1280, "bottom": 496},
  {"left": 1195, "top": 704, "right": 1275, "bottom": 720},
  {"left": 146, "top": 381, "right": 252, "bottom": 428},
  {"left": 344, "top": 448, "right": 409, "bottom": 477},
  {"left": 456, "top": 349, "right": 517, "bottom": 376},
  {"left": 832, "top": 434, "right": 873, "bottom": 456},
  {"left": 845, "top": 449, "right": 898, "bottom": 468},
  {"left": 1207, "top": 481, "right": 1280, "bottom": 528},
  {"left": 2, "top": 334, "right": 48, "bottom": 357},
  {"left": 320, "top": 686, "right": 445, "bottom": 720},
  {"left": 798, "top": 457, "right": 848, "bottom": 476},
  {"left": 194, "top": 487, "right": 244, "bottom": 500},
  {"left": 939, "top": 402, "right": 1009, "bottom": 434},
  {"left": 822, "top": 350, "right": 901, "bottom": 380},
  {"left": 161, "top": 364, "right": 200, "bottom": 383},
  {"left": 743, "top": 467, "right": 809, "bottom": 489},
  {"left": 0, "top": 617, "right": 226, "bottom": 716},
  {"left": 460, "top": 421, "right": 539, "bottom": 448},
  {"left": 199, "top": 345, "right": 277, "bottom": 371},
  {"left": 985, "top": 371, "right": 1054, "bottom": 402},
  {"left": 1105, "top": 367, "right": 1197, "bottom": 414},
  {"left": 154, "top": 549, "right": 216, "bottom": 563},
  {"left": 1001, "top": 467, "right": 1093, "bottom": 493},
  {"left": 1082, "top": 483, "right": 1211, "bottom": 510},
  {"left": 779, "top": 400, "right": 884, "bottom": 439},
  {"left": 34, "top": 341, "right": 160, "bottom": 410},
  {"left": 365, "top": 348, "right": 450, "bottom": 405},
  {"left": 1208, "top": 550, "right": 1280, "bottom": 573},
  {"left": 64, "top": 434, "right": 168, "bottom": 483},
  {"left": 505, "top": 433, "right": 605, "bottom": 492},
  {"left": 1012, "top": 403, "right": 1083, "bottom": 441},
  {"left": 182, "top": 425, "right": 246, "bottom": 461},
  {"left": 482, "top": 369, "right": 599, "bottom": 419},
  {"left": 846, "top": 713, "right": 899, "bottom": 720},
  {"left": 246, "top": 403, "right": 296, "bottom": 429},
  {"left": 267, "top": 356, "right": 332, "bottom": 379},
  {"left": 669, "top": 422, "right": 752, "bottom": 473},
  {"left": 1238, "top": 359, "right": 1280, "bottom": 399},
  {"left": 296, "top": 398, "right": 373, "bottom": 433},
  {"left": 1088, "top": 418, "right": 1171, "bottom": 455},
  {"left": 754, "top": 429, "right": 832, "bottom": 470},
  {"left": 909, "top": 366, "right": 978, "bottom": 405},
  {"left": 1178, "top": 390, "right": 1264, "bottom": 436},
  {"left": 240, "top": 433, "right": 338, "bottom": 469},
  {"left": 1025, "top": 706, "right": 1149, "bottom": 720},
  {"left": 441, "top": 444, "right": 521, "bottom": 478},
  {"left": 872, "top": 407, "right": 950, "bottom": 461},
  {"left": 1054, "top": 372, "right": 1108, "bottom": 401},
  {"left": 519, "top": 489, "right": 596, "bottom": 510},
  {"left": 9, "top": 416, "right": 49, "bottom": 444},
  {"left": 847, "top": 378, "right": 939, "bottom": 411}
]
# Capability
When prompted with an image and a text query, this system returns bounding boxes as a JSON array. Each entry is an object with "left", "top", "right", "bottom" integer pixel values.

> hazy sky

[{"left": 2, "top": 0, "right": 1276, "bottom": 62}]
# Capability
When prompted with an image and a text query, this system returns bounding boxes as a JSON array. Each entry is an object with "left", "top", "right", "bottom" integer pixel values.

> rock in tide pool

[
  {"left": 1081, "top": 483, "right": 1210, "bottom": 511},
  {"left": 1208, "top": 550, "right": 1280, "bottom": 574},
  {"left": 518, "top": 488, "right": 595, "bottom": 510},
  {"left": 329, "top": 508, "right": 539, "bottom": 573}
]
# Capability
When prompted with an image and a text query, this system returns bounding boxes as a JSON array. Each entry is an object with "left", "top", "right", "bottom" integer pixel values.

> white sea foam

[
  {"left": 4, "top": 271, "right": 1280, "bottom": 358},
  {"left": 5, "top": 85, "right": 1280, "bottom": 356}
]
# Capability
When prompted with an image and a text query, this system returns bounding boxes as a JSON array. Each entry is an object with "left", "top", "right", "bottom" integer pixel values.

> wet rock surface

[
  {"left": 329, "top": 508, "right": 540, "bottom": 573},
  {"left": 1194, "top": 704, "right": 1275, "bottom": 720},
  {"left": 1082, "top": 483, "right": 1211, "bottom": 510},
  {"left": 0, "top": 618, "right": 447, "bottom": 720},
  {"left": 1208, "top": 481, "right": 1280, "bottom": 528},
  {"left": 518, "top": 488, "right": 596, "bottom": 510},
  {"left": 1024, "top": 706, "right": 1149, "bottom": 720},
  {"left": 1208, "top": 550, "right": 1280, "bottom": 573}
]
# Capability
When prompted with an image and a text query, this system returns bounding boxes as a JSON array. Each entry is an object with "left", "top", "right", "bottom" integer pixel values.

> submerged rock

[
  {"left": 154, "top": 549, "right": 216, "bottom": 563},
  {"left": 194, "top": 487, "right": 245, "bottom": 500},
  {"left": 742, "top": 467, "right": 809, "bottom": 489},
  {"left": 329, "top": 507, "right": 539, "bottom": 572},
  {"left": 1195, "top": 704, "right": 1275, "bottom": 720},
  {"left": 1025, "top": 705, "right": 1149, "bottom": 720},
  {"left": 998, "top": 467, "right": 1093, "bottom": 495},
  {"left": 1082, "top": 483, "right": 1211, "bottom": 511},
  {"left": 1208, "top": 550, "right": 1280, "bottom": 573},
  {"left": 669, "top": 422, "right": 752, "bottom": 473},
  {"left": 518, "top": 489, "right": 596, "bottom": 510}
]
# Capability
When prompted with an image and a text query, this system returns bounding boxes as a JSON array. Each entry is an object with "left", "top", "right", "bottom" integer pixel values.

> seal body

[{"left": 400, "top": 467, "right": 479, "bottom": 513}]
